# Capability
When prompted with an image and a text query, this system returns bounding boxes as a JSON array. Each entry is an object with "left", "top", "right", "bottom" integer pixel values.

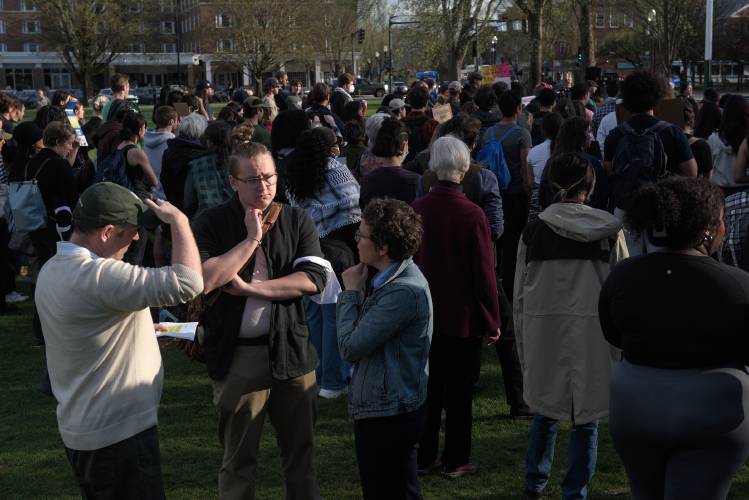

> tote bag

[{"left": 9, "top": 158, "right": 50, "bottom": 233}]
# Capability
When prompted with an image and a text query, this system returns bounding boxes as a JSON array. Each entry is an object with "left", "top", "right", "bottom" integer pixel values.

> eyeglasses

[
  {"left": 354, "top": 230, "right": 372, "bottom": 242},
  {"left": 233, "top": 173, "right": 278, "bottom": 188}
]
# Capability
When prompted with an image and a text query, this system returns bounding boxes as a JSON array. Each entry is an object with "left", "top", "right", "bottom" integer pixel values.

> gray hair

[
  {"left": 177, "top": 112, "right": 208, "bottom": 140},
  {"left": 429, "top": 135, "right": 471, "bottom": 181},
  {"left": 364, "top": 112, "right": 389, "bottom": 152},
  {"left": 91, "top": 95, "right": 110, "bottom": 113}
]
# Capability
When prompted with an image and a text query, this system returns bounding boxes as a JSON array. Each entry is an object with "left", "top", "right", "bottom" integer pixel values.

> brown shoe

[{"left": 442, "top": 461, "right": 479, "bottom": 479}]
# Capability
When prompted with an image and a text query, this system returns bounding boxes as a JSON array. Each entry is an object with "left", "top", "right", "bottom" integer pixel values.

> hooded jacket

[
  {"left": 160, "top": 135, "right": 207, "bottom": 210},
  {"left": 513, "top": 202, "right": 628, "bottom": 423},
  {"left": 143, "top": 129, "right": 175, "bottom": 179}
]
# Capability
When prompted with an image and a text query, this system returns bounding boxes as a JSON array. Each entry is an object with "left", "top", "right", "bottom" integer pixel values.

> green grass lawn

[{"left": 2, "top": 291, "right": 749, "bottom": 498}]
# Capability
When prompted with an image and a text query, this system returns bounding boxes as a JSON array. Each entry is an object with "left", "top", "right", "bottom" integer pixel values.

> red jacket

[{"left": 412, "top": 183, "right": 500, "bottom": 338}]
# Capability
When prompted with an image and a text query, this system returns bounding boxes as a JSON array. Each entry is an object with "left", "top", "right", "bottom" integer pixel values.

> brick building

[{"left": 0, "top": 0, "right": 357, "bottom": 91}]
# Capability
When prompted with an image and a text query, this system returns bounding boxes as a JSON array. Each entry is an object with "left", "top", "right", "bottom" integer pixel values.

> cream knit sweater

[{"left": 36, "top": 242, "right": 203, "bottom": 451}]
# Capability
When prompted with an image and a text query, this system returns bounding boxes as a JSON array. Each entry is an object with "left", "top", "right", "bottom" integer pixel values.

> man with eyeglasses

[{"left": 191, "top": 142, "right": 327, "bottom": 500}]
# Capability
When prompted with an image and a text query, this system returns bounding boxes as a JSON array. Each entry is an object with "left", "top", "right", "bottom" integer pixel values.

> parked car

[
  {"left": 354, "top": 78, "right": 388, "bottom": 97},
  {"left": 131, "top": 87, "right": 159, "bottom": 105},
  {"left": 17, "top": 89, "right": 38, "bottom": 108},
  {"left": 97, "top": 88, "right": 139, "bottom": 104},
  {"left": 391, "top": 81, "right": 408, "bottom": 96},
  {"left": 212, "top": 85, "right": 230, "bottom": 103}
]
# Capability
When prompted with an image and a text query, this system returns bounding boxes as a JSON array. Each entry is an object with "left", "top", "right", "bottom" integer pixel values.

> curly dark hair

[
  {"left": 473, "top": 85, "right": 497, "bottom": 112},
  {"left": 271, "top": 109, "right": 310, "bottom": 154},
  {"left": 362, "top": 198, "right": 423, "bottom": 260},
  {"left": 285, "top": 127, "right": 336, "bottom": 201},
  {"left": 626, "top": 176, "right": 724, "bottom": 250},
  {"left": 621, "top": 70, "right": 660, "bottom": 114}
]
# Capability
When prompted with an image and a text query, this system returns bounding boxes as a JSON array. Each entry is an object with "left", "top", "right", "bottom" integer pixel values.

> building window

[
  {"left": 129, "top": 2, "right": 142, "bottom": 13},
  {"left": 24, "top": 43, "right": 39, "bottom": 52},
  {"left": 498, "top": 22, "right": 508, "bottom": 32},
  {"left": 0, "top": 44, "right": 6, "bottom": 52},
  {"left": 20, "top": 0, "right": 36, "bottom": 11},
  {"left": 0, "top": 20, "right": 5, "bottom": 34},
  {"left": 161, "top": 42, "right": 177, "bottom": 53},
  {"left": 216, "top": 13, "right": 233, "bottom": 28},
  {"left": 623, "top": 14, "right": 634, "bottom": 28},
  {"left": 128, "top": 43, "right": 145, "bottom": 52},
  {"left": 44, "top": 68, "right": 71, "bottom": 89},
  {"left": 595, "top": 12, "right": 605, "bottom": 28},
  {"left": 161, "top": 21, "right": 175, "bottom": 34},
  {"left": 609, "top": 12, "right": 619, "bottom": 28},
  {"left": 160, "top": 0, "right": 174, "bottom": 12},
  {"left": 22, "top": 21, "right": 41, "bottom": 34},
  {"left": 512, "top": 20, "right": 523, "bottom": 31},
  {"left": 217, "top": 39, "right": 234, "bottom": 52}
]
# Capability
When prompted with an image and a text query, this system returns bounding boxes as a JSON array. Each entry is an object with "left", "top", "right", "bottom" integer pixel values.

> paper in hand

[{"left": 154, "top": 322, "right": 198, "bottom": 341}]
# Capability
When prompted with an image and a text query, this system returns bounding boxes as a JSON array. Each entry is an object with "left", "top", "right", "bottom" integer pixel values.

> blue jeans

[
  {"left": 525, "top": 415, "right": 599, "bottom": 500},
  {"left": 305, "top": 298, "right": 348, "bottom": 391}
]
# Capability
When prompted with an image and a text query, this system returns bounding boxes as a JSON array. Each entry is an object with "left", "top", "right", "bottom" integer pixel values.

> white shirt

[
  {"left": 239, "top": 249, "right": 272, "bottom": 338},
  {"left": 527, "top": 140, "right": 552, "bottom": 185},
  {"left": 596, "top": 111, "right": 618, "bottom": 159}
]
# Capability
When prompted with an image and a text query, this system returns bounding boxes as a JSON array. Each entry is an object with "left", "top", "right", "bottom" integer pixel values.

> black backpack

[
  {"left": 611, "top": 120, "right": 670, "bottom": 210},
  {"left": 94, "top": 145, "right": 136, "bottom": 188}
]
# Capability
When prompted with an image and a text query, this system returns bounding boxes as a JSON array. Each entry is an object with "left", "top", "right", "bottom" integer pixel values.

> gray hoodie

[{"left": 143, "top": 129, "right": 175, "bottom": 179}]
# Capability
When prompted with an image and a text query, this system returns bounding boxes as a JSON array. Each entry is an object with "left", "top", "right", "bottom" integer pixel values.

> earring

[{"left": 703, "top": 232, "right": 714, "bottom": 244}]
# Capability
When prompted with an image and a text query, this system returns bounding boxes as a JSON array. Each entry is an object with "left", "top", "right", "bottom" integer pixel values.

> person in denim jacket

[{"left": 337, "top": 198, "right": 433, "bottom": 500}]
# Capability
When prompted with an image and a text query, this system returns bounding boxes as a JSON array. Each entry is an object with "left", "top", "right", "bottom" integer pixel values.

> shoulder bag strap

[
  {"left": 29, "top": 158, "right": 53, "bottom": 182},
  {"left": 497, "top": 124, "right": 518, "bottom": 144}
]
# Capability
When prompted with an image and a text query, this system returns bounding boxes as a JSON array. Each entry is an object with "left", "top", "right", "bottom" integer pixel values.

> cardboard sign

[
  {"left": 654, "top": 98, "right": 685, "bottom": 128},
  {"left": 173, "top": 102, "right": 190, "bottom": 117},
  {"left": 431, "top": 103, "right": 453, "bottom": 124},
  {"left": 65, "top": 109, "right": 88, "bottom": 147}
]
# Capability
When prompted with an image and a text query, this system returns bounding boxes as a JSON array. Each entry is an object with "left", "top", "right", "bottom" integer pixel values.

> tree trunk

[
  {"left": 447, "top": 49, "right": 462, "bottom": 81},
  {"left": 528, "top": 10, "right": 543, "bottom": 88},
  {"left": 578, "top": 0, "right": 595, "bottom": 81},
  {"left": 81, "top": 71, "right": 93, "bottom": 102}
]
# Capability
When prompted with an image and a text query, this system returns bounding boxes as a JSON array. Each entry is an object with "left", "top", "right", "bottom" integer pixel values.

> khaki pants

[{"left": 212, "top": 346, "right": 320, "bottom": 500}]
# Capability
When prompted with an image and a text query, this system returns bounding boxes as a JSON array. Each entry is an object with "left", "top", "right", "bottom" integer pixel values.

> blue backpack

[
  {"left": 475, "top": 124, "right": 516, "bottom": 190},
  {"left": 95, "top": 145, "right": 135, "bottom": 188}
]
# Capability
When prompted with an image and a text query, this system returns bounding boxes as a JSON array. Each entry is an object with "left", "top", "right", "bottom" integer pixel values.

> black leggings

[{"left": 609, "top": 361, "right": 749, "bottom": 500}]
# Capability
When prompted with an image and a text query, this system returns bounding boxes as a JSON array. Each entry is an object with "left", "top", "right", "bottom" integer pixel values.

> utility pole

[{"left": 705, "top": 0, "right": 714, "bottom": 87}]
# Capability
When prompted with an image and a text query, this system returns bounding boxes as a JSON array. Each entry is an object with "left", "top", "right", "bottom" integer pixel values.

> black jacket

[
  {"left": 25, "top": 148, "right": 78, "bottom": 241},
  {"left": 160, "top": 135, "right": 207, "bottom": 210},
  {"left": 192, "top": 194, "right": 327, "bottom": 381}
]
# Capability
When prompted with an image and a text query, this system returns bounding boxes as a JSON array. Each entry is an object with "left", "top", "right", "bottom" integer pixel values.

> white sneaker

[
  {"left": 318, "top": 387, "right": 347, "bottom": 399},
  {"left": 5, "top": 292, "right": 28, "bottom": 303}
]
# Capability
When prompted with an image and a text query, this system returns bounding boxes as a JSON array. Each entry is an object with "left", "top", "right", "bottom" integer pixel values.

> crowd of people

[{"left": 2, "top": 67, "right": 749, "bottom": 500}]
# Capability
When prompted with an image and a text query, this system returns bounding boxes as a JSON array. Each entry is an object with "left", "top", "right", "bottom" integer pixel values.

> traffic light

[
  {"left": 357, "top": 29, "right": 365, "bottom": 44},
  {"left": 577, "top": 47, "right": 583, "bottom": 65}
]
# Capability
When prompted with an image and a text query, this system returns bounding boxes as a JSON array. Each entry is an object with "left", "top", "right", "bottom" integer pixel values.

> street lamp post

[
  {"left": 647, "top": 9, "right": 656, "bottom": 73},
  {"left": 492, "top": 35, "right": 498, "bottom": 66},
  {"left": 705, "top": 0, "right": 714, "bottom": 87}
]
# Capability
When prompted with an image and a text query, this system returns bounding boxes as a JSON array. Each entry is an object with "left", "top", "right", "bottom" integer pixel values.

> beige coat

[{"left": 513, "top": 203, "right": 628, "bottom": 423}]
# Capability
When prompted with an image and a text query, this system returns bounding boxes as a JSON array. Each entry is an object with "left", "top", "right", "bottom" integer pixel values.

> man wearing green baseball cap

[{"left": 35, "top": 182, "right": 204, "bottom": 498}]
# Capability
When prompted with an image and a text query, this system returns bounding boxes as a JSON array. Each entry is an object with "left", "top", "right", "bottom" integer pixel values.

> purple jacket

[{"left": 411, "top": 183, "right": 500, "bottom": 338}]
